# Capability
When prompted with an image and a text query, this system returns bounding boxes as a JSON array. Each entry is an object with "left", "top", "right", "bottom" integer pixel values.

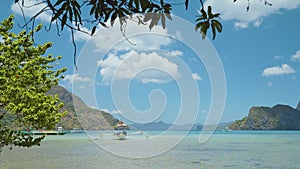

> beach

[{"left": 1, "top": 130, "right": 300, "bottom": 169}]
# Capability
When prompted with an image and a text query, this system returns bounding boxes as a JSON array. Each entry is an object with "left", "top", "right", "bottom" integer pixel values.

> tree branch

[{"left": 71, "top": 29, "right": 78, "bottom": 70}]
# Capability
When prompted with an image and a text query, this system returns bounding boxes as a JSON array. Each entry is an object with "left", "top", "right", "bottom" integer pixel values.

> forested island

[{"left": 229, "top": 102, "right": 300, "bottom": 130}]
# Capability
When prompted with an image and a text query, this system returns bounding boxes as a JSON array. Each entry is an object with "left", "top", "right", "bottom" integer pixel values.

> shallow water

[{"left": 0, "top": 130, "right": 299, "bottom": 169}]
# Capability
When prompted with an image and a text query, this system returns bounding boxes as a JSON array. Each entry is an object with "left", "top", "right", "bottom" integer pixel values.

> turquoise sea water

[{"left": 1, "top": 130, "right": 300, "bottom": 169}]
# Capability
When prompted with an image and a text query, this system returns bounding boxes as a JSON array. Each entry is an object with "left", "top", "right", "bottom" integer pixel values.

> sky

[{"left": 1, "top": 0, "right": 300, "bottom": 125}]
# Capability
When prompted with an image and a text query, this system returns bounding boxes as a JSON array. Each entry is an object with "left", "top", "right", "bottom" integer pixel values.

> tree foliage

[
  {"left": 0, "top": 15, "right": 67, "bottom": 152},
  {"left": 14, "top": 0, "right": 272, "bottom": 39},
  {"left": 15, "top": 0, "right": 223, "bottom": 40},
  {"left": 12, "top": 0, "right": 272, "bottom": 67},
  {"left": 195, "top": 6, "right": 222, "bottom": 40}
]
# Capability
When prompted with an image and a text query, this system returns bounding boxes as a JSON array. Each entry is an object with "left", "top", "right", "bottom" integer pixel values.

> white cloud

[
  {"left": 63, "top": 73, "right": 91, "bottom": 83},
  {"left": 234, "top": 22, "right": 249, "bottom": 29},
  {"left": 111, "top": 109, "right": 123, "bottom": 114},
  {"left": 188, "top": 57, "right": 199, "bottom": 63},
  {"left": 262, "top": 64, "right": 295, "bottom": 76},
  {"left": 101, "top": 108, "right": 123, "bottom": 115},
  {"left": 291, "top": 50, "right": 300, "bottom": 62},
  {"left": 253, "top": 19, "right": 263, "bottom": 27},
  {"left": 75, "top": 18, "right": 171, "bottom": 53},
  {"left": 164, "top": 50, "right": 183, "bottom": 57},
  {"left": 140, "top": 78, "right": 170, "bottom": 84},
  {"left": 192, "top": 73, "right": 202, "bottom": 81},
  {"left": 11, "top": 0, "right": 52, "bottom": 23},
  {"left": 100, "top": 108, "right": 110, "bottom": 113},
  {"left": 74, "top": 26, "right": 93, "bottom": 42},
  {"left": 98, "top": 50, "right": 180, "bottom": 84},
  {"left": 173, "top": 30, "right": 183, "bottom": 40},
  {"left": 204, "top": 0, "right": 300, "bottom": 29}
]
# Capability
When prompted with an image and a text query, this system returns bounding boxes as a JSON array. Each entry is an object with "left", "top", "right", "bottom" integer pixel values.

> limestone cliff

[
  {"left": 229, "top": 103, "right": 300, "bottom": 130},
  {"left": 47, "top": 85, "right": 118, "bottom": 130}
]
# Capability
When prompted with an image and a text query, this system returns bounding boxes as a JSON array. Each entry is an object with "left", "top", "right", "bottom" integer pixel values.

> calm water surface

[{"left": 0, "top": 130, "right": 299, "bottom": 169}]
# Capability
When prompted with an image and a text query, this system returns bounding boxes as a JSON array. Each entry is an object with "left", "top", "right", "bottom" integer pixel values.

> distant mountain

[
  {"left": 131, "top": 121, "right": 172, "bottom": 130},
  {"left": 47, "top": 86, "right": 118, "bottom": 130},
  {"left": 131, "top": 121, "right": 230, "bottom": 131},
  {"left": 198, "top": 121, "right": 233, "bottom": 131},
  {"left": 229, "top": 103, "right": 300, "bottom": 130},
  {"left": 131, "top": 121, "right": 200, "bottom": 130}
]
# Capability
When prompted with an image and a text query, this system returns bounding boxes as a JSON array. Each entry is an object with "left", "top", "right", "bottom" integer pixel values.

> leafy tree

[{"left": 0, "top": 15, "right": 66, "bottom": 152}]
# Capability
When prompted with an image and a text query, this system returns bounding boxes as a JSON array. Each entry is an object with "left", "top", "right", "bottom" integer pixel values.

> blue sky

[{"left": 1, "top": 1, "right": 300, "bottom": 125}]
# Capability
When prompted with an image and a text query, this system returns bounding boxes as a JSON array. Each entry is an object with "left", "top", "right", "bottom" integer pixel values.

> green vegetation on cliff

[
  {"left": 47, "top": 86, "right": 118, "bottom": 130},
  {"left": 229, "top": 102, "right": 300, "bottom": 130}
]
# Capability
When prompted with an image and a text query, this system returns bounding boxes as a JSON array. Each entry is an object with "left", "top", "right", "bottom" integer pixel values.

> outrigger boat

[
  {"left": 113, "top": 121, "right": 129, "bottom": 140},
  {"left": 114, "top": 130, "right": 128, "bottom": 140},
  {"left": 112, "top": 121, "right": 148, "bottom": 140}
]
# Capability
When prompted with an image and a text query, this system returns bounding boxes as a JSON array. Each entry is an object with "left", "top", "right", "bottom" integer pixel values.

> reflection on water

[{"left": 1, "top": 131, "right": 300, "bottom": 169}]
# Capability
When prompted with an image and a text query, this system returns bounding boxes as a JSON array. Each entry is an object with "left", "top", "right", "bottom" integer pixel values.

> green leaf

[
  {"left": 91, "top": 26, "right": 97, "bottom": 35},
  {"left": 195, "top": 21, "right": 205, "bottom": 31},
  {"left": 208, "top": 6, "right": 213, "bottom": 19},
  {"left": 121, "top": 8, "right": 131, "bottom": 16},
  {"left": 68, "top": 5, "right": 73, "bottom": 22},
  {"left": 61, "top": 13, "right": 67, "bottom": 30},
  {"left": 196, "top": 16, "right": 205, "bottom": 22},
  {"left": 73, "top": 6, "right": 79, "bottom": 23},
  {"left": 140, "top": 0, "right": 150, "bottom": 11},
  {"left": 165, "top": 12, "right": 172, "bottom": 20},
  {"left": 200, "top": 22, "right": 209, "bottom": 39},
  {"left": 134, "top": 0, "right": 140, "bottom": 9},
  {"left": 143, "top": 12, "right": 153, "bottom": 22},
  {"left": 51, "top": 11, "right": 62, "bottom": 23},
  {"left": 212, "top": 20, "right": 222, "bottom": 32},
  {"left": 90, "top": 5, "right": 96, "bottom": 15},
  {"left": 99, "top": 22, "right": 108, "bottom": 28},
  {"left": 71, "top": 0, "right": 81, "bottom": 10},
  {"left": 104, "top": 8, "right": 114, "bottom": 22},
  {"left": 185, "top": 0, "right": 189, "bottom": 10},
  {"left": 149, "top": 13, "right": 160, "bottom": 30},
  {"left": 111, "top": 10, "right": 118, "bottom": 26},
  {"left": 51, "top": 2, "right": 67, "bottom": 22},
  {"left": 211, "top": 23, "right": 216, "bottom": 40},
  {"left": 213, "top": 13, "right": 220, "bottom": 18},
  {"left": 161, "top": 13, "right": 166, "bottom": 29}
]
